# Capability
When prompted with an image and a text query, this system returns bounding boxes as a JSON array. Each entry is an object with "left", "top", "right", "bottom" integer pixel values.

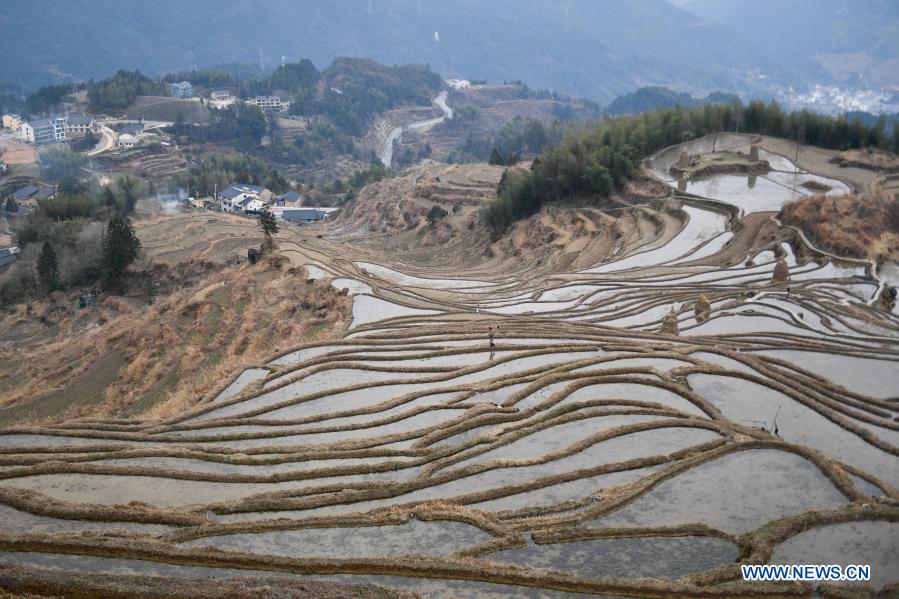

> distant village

[{"left": 1, "top": 81, "right": 328, "bottom": 272}]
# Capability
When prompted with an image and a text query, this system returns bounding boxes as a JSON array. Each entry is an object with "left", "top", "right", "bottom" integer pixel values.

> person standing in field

[{"left": 488, "top": 326, "right": 496, "bottom": 348}]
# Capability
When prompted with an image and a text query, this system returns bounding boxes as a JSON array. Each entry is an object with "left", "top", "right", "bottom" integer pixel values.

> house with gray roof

[
  {"left": 279, "top": 208, "right": 325, "bottom": 223},
  {"left": 21, "top": 117, "right": 66, "bottom": 144},
  {"left": 219, "top": 183, "right": 269, "bottom": 213}
]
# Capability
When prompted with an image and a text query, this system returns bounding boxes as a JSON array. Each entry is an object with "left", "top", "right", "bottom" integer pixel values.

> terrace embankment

[
  {"left": 779, "top": 194, "right": 899, "bottom": 263},
  {"left": 0, "top": 213, "right": 351, "bottom": 424},
  {"left": 2, "top": 137, "right": 898, "bottom": 598}
]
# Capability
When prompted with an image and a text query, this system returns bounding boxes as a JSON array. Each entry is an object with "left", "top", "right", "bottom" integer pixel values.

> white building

[
  {"left": 237, "top": 197, "right": 267, "bottom": 213},
  {"left": 254, "top": 96, "right": 283, "bottom": 112},
  {"left": 209, "top": 90, "right": 235, "bottom": 109},
  {"left": 117, "top": 133, "right": 136, "bottom": 148},
  {"left": 218, "top": 183, "right": 268, "bottom": 212},
  {"left": 21, "top": 117, "right": 67, "bottom": 144}
]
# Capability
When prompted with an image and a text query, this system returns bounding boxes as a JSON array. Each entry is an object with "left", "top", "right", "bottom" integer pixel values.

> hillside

[
  {"left": 607, "top": 86, "right": 740, "bottom": 115},
  {"left": 0, "top": 213, "right": 351, "bottom": 424},
  {"left": 2, "top": 0, "right": 770, "bottom": 104}
]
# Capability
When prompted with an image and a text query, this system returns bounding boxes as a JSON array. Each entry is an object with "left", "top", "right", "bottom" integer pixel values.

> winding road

[{"left": 379, "top": 90, "right": 452, "bottom": 168}]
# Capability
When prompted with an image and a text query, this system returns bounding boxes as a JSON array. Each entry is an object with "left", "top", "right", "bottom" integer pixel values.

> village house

[
  {"left": 21, "top": 117, "right": 67, "bottom": 144},
  {"left": 2, "top": 114, "right": 23, "bottom": 132},
  {"left": 253, "top": 96, "right": 283, "bottom": 112},
  {"left": 275, "top": 207, "right": 326, "bottom": 224},
  {"left": 117, "top": 133, "right": 137, "bottom": 148},
  {"left": 9, "top": 183, "right": 57, "bottom": 203},
  {"left": 208, "top": 90, "right": 235, "bottom": 109},
  {"left": 218, "top": 183, "right": 272, "bottom": 213},
  {"left": 65, "top": 114, "right": 95, "bottom": 137},
  {"left": 237, "top": 196, "right": 267, "bottom": 214},
  {"left": 169, "top": 81, "right": 193, "bottom": 99},
  {"left": 274, "top": 191, "right": 302, "bottom": 206},
  {"left": 0, "top": 246, "right": 19, "bottom": 269}
]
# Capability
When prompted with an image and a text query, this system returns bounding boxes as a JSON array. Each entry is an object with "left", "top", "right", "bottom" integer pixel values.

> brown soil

[
  {"left": 126, "top": 96, "right": 212, "bottom": 124},
  {"left": 0, "top": 213, "right": 352, "bottom": 423},
  {"left": 830, "top": 148, "right": 899, "bottom": 173},
  {"left": 0, "top": 563, "right": 417, "bottom": 598},
  {"left": 0, "top": 140, "right": 39, "bottom": 165},
  {"left": 779, "top": 193, "right": 899, "bottom": 262},
  {"left": 670, "top": 155, "right": 771, "bottom": 180}
]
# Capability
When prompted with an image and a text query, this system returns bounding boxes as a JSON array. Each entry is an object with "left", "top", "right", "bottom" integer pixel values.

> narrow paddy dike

[{"left": 2, "top": 137, "right": 899, "bottom": 597}]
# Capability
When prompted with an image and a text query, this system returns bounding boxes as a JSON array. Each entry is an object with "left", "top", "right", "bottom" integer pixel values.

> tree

[
  {"left": 37, "top": 241, "right": 59, "bottom": 291},
  {"left": 101, "top": 214, "right": 141, "bottom": 291},
  {"left": 259, "top": 209, "right": 279, "bottom": 237},
  {"left": 265, "top": 169, "right": 289, "bottom": 194},
  {"left": 488, "top": 148, "right": 504, "bottom": 166},
  {"left": 426, "top": 205, "right": 448, "bottom": 226},
  {"left": 258, "top": 209, "right": 278, "bottom": 255},
  {"left": 173, "top": 110, "right": 185, "bottom": 135},
  {"left": 117, "top": 176, "right": 139, "bottom": 215},
  {"left": 3, "top": 197, "right": 17, "bottom": 214},
  {"left": 40, "top": 146, "right": 87, "bottom": 182}
]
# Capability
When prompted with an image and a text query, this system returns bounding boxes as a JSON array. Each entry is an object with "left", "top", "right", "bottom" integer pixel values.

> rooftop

[
  {"left": 67, "top": 115, "right": 93, "bottom": 126},
  {"left": 280, "top": 208, "right": 325, "bottom": 221},
  {"left": 11, "top": 184, "right": 39, "bottom": 201},
  {"left": 32, "top": 186, "right": 57, "bottom": 200},
  {"left": 221, "top": 183, "right": 266, "bottom": 200},
  {"left": 277, "top": 191, "right": 301, "bottom": 202}
]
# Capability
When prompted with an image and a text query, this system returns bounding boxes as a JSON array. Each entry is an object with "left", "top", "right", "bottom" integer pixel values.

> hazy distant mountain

[
  {"left": 676, "top": 0, "right": 899, "bottom": 88},
  {"left": 2, "top": 0, "right": 770, "bottom": 103},
  {"left": 4, "top": 1, "right": 895, "bottom": 106}
]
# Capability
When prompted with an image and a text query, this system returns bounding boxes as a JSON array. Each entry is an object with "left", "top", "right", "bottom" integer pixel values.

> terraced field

[{"left": 1, "top": 136, "right": 898, "bottom": 597}]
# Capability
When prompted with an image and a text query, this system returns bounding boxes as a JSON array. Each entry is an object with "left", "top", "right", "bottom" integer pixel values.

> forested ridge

[{"left": 483, "top": 101, "right": 899, "bottom": 235}]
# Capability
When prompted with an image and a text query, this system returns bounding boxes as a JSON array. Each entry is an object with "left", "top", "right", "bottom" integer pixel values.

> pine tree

[
  {"left": 101, "top": 214, "right": 141, "bottom": 291},
  {"left": 488, "top": 148, "right": 504, "bottom": 166},
  {"left": 259, "top": 209, "right": 279, "bottom": 237},
  {"left": 258, "top": 209, "right": 279, "bottom": 255},
  {"left": 3, "top": 197, "right": 17, "bottom": 213},
  {"left": 37, "top": 241, "right": 59, "bottom": 291},
  {"left": 118, "top": 176, "right": 139, "bottom": 215}
]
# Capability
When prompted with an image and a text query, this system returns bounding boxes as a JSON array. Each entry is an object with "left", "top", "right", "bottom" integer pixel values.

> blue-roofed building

[
  {"left": 219, "top": 183, "right": 268, "bottom": 212},
  {"left": 274, "top": 191, "right": 301, "bottom": 206},
  {"left": 0, "top": 247, "right": 19, "bottom": 269},
  {"left": 32, "top": 186, "right": 57, "bottom": 201},
  {"left": 11, "top": 184, "right": 39, "bottom": 201},
  {"left": 11, "top": 184, "right": 57, "bottom": 202},
  {"left": 65, "top": 115, "right": 95, "bottom": 137},
  {"left": 169, "top": 81, "right": 193, "bottom": 99},
  {"left": 278, "top": 208, "right": 325, "bottom": 223},
  {"left": 21, "top": 117, "right": 66, "bottom": 144}
]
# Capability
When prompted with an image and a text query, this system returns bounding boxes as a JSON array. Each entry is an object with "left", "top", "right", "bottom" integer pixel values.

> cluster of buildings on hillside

[
  {"left": 207, "top": 90, "right": 287, "bottom": 113},
  {"left": 2, "top": 113, "right": 98, "bottom": 144},
  {"left": 1, "top": 86, "right": 291, "bottom": 148},
  {"left": 217, "top": 183, "right": 326, "bottom": 223},
  {"left": 166, "top": 80, "right": 288, "bottom": 113}
]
